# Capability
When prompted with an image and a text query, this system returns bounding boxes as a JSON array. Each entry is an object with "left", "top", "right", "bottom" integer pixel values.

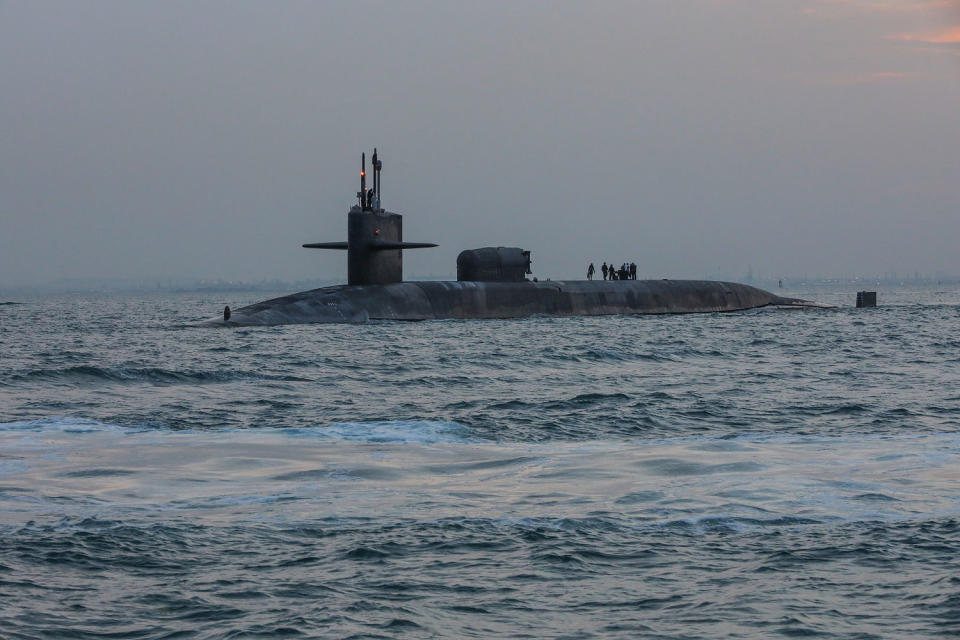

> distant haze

[{"left": 2, "top": 1, "right": 958, "bottom": 287}]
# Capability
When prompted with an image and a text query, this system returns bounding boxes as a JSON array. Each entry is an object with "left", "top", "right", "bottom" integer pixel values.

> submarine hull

[{"left": 207, "top": 280, "right": 824, "bottom": 326}]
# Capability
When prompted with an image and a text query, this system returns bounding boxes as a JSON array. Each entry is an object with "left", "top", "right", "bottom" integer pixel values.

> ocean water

[{"left": 2, "top": 286, "right": 960, "bottom": 639}]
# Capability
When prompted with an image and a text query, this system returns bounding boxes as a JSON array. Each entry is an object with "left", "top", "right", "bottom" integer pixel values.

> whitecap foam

[
  {"left": 0, "top": 417, "right": 480, "bottom": 444},
  {"left": 277, "top": 420, "right": 481, "bottom": 444},
  {"left": 0, "top": 417, "right": 134, "bottom": 434}
]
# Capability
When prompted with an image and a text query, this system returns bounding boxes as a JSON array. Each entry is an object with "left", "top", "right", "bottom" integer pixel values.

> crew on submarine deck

[{"left": 596, "top": 261, "right": 637, "bottom": 281}]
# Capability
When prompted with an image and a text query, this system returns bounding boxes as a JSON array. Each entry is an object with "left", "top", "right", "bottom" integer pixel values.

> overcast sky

[{"left": 1, "top": 1, "right": 958, "bottom": 286}]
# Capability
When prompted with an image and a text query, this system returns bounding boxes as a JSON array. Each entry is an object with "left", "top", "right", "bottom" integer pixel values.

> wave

[
  {"left": 5, "top": 415, "right": 960, "bottom": 449},
  {"left": 3, "top": 511, "right": 954, "bottom": 551},
  {"left": 8, "top": 365, "right": 310, "bottom": 385},
  {"left": 575, "top": 348, "right": 674, "bottom": 363},
  {"left": 3, "top": 422, "right": 959, "bottom": 534},
  {"left": 277, "top": 420, "right": 481, "bottom": 444},
  {"left": 0, "top": 417, "right": 132, "bottom": 433},
  {"left": 0, "top": 417, "right": 481, "bottom": 444},
  {"left": 488, "top": 392, "right": 631, "bottom": 413}
]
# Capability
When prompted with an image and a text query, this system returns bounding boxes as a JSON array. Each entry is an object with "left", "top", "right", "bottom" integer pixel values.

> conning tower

[{"left": 303, "top": 148, "right": 436, "bottom": 285}]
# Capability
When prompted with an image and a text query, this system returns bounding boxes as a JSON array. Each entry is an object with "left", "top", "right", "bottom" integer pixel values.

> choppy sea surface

[{"left": 2, "top": 286, "right": 960, "bottom": 639}]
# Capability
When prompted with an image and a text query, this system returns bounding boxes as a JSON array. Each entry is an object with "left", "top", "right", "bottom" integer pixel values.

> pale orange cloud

[
  {"left": 804, "top": 0, "right": 960, "bottom": 50},
  {"left": 809, "top": 71, "right": 909, "bottom": 86},
  {"left": 894, "top": 25, "right": 960, "bottom": 43},
  {"left": 804, "top": 0, "right": 959, "bottom": 15},
  {"left": 866, "top": 1, "right": 956, "bottom": 12}
]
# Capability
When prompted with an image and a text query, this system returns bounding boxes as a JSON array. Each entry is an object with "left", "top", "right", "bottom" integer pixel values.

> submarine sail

[{"left": 302, "top": 149, "right": 437, "bottom": 286}]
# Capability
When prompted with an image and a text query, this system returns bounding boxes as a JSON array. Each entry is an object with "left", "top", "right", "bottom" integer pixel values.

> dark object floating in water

[
  {"left": 0, "top": 301, "right": 24, "bottom": 306},
  {"left": 207, "top": 149, "right": 828, "bottom": 326},
  {"left": 856, "top": 291, "right": 877, "bottom": 308},
  {"left": 224, "top": 306, "right": 231, "bottom": 321}
]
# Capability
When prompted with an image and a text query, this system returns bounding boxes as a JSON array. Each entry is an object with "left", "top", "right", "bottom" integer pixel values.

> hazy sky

[{"left": 2, "top": 1, "right": 958, "bottom": 286}]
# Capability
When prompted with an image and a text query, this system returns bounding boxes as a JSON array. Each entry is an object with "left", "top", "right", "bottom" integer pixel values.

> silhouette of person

[
  {"left": 587, "top": 263, "right": 595, "bottom": 280},
  {"left": 630, "top": 262, "right": 637, "bottom": 280},
  {"left": 601, "top": 263, "right": 608, "bottom": 280}
]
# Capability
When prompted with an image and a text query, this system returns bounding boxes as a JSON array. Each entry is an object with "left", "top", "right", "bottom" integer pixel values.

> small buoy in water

[
  {"left": 856, "top": 291, "right": 876, "bottom": 308},
  {"left": 223, "top": 305, "right": 231, "bottom": 321}
]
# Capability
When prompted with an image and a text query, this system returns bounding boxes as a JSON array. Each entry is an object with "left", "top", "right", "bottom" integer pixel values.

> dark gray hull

[{"left": 207, "top": 280, "right": 826, "bottom": 326}]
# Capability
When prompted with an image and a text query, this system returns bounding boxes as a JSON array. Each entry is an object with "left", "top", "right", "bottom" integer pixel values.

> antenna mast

[
  {"left": 372, "top": 148, "right": 382, "bottom": 211},
  {"left": 358, "top": 152, "right": 367, "bottom": 210}
]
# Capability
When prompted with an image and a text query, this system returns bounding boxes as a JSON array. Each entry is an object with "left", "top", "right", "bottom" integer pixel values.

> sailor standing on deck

[
  {"left": 601, "top": 263, "right": 608, "bottom": 280},
  {"left": 587, "top": 263, "right": 595, "bottom": 280}
]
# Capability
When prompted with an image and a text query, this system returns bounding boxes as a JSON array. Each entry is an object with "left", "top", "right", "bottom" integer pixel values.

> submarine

[{"left": 207, "top": 149, "right": 826, "bottom": 326}]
